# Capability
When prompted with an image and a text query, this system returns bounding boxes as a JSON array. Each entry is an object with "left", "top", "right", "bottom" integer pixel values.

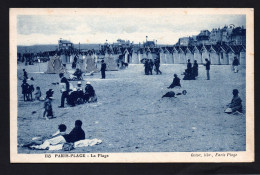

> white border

[{"left": 10, "top": 8, "right": 254, "bottom": 163}]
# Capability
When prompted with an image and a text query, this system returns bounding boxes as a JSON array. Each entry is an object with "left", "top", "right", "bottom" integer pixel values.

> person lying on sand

[
  {"left": 225, "top": 89, "right": 243, "bottom": 114},
  {"left": 20, "top": 124, "right": 67, "bottom": 148},
  {"left": 30, "top": 120, "right": 85, "bottom": 150}
]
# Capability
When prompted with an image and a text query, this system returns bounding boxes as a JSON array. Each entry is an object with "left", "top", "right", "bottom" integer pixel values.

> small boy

[
  {"left": 34, "top": 86, "right": 42, "bottom": 100},
  {"left": 43, "top": 89, "right": 54, "bottom": 120}
]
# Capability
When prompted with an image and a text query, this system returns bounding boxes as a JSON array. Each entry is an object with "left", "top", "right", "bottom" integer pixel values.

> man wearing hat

[
  {"left": 59, "top": 73, "right": 69, "bottom": 108},
  {"left": 100, "top": 60, "right": 106, "bottom": 79}
]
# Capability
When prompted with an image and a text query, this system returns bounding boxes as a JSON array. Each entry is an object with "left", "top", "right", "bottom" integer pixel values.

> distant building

[
  {"left": 58, "top": 39, "right": 74, "bottom": 50},
  {"left": 143, "top": 41, "right": 156, "bottom": 48},
  {"left": 196, "top": 30, "right": 211, "bottom": 45},
  {"left": 112, "top": 39, "right": 132, "bottom": 48},
  {"left": 230, "top": 27, "right": 246, "bottom": 45},
  {"left": 178, "top": 37, "right": 190, "bottom": 46}
]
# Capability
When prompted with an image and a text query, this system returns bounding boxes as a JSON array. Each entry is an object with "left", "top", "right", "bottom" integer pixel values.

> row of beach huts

[{"left": 108, "top": 44, "right": 246, "bottom": 65}]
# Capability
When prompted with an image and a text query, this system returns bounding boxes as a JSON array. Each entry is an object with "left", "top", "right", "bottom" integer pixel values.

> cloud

[{"left": 17, "top": 14, "right": 246, "bottom": 45}]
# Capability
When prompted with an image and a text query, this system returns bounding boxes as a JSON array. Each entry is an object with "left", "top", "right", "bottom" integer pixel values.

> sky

[{"left": 17, "top": 13, "right": 246, "bottom": 46}]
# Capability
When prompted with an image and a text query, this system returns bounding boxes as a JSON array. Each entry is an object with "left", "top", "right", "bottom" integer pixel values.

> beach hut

[
  {"left": 219, "top": 44, "right": 229, "bottom": 65},
  {"left": 179, "top": 46, "right": 186, "bottom": 64},
  {"left": 86, "top": 53, "right": 99, "bottom": 73},
  {"left": 209, "top": 45, "right": 220, "bottom": 65},
  {"left": 45, "top": 55, "right": 66, "bottom": 74},
  {"left": 165, "top": 47, "right": 174, "bottom": 64},
  {"left": 185, "top": 46, "right": 194, "bottom": 63},
  {"left": 145, "top": 48, "right": 153, "bottom": 60},
  {"left": 239, "top": 45, "right": 246, "bottom": 65},
  {"left": 158, "top": 48, "right": 164, "bottom": 64},
  {"left": 104, "top": 53, "right": 118, "bottom": 71},
  {"left": 172, "top": 46, "right": 179, "bottom": 64},
  {"left": 193, "top": 46, "right": 202, "bottom": 64},
  {"left": 201, "top": 45, "right": 211, "bottom": 64}
]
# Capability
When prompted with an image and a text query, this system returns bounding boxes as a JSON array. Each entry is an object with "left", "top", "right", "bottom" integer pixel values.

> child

[
  {"left": 34, "top": 86, "right": 42, "bottom": 100},
  {"left": 43, "top": 89, "right": 54, "bottom": 120}
]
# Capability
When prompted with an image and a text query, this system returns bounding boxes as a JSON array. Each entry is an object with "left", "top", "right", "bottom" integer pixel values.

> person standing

[
  {"left": 232, "top": 57, "right": 240, "bottom": 73},
  {"left": 149, "top": 59, "right": 154, "bottom": 75},
  {"left": 187, "top": 59, "right": 192, "bottom": 75},
  {"left": 23, "top": 69, "right": 28, "bottom": 80},
  {"left": 43, "top": 89, "right": 54, "bottom": 120},
  {"left": 100, "top": 60, "right": 106, "bottom": 79},
  {"left": 192, "top": 60, "right": 198, "bottom": 77},
  {"left": 21, "top": 79, "right": 29, "bottom": 101},
  {"left": 154, "top": 58, "right": 162, "bottom": 75},
  {"left": 59, "top": 73, "right": 70, "bottom": 108},
  {"left": 204, "top": 59, "right": 211, "bottom": 80}
]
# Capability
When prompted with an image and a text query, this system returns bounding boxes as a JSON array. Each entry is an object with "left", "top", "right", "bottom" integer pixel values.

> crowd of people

[
  {"left": 19, "top": 53, "right": 244, "bottom": 152},
  {"left": 143, "top": 58, "right": 162, "bottom": 75}
]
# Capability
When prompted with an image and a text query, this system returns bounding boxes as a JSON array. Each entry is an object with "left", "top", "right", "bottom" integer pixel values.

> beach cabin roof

[
  {"left": 186, "top": 46, "right": 194, "bottom": 53},
  {"left": 229, "top": 45, "right": 246, "bottom": 54},
  {"left": 209, "top": 44, "right": 221, "bottom": 53},
  {"left": 219, "top": 44, "right": 230, "bottom": 53},
  {"left": 179, "top": 46, "right": 187, "bottom": 53},
  {"left": 200, "top": 45, "right": 211, "bottom": 52},
  {"left": 166, "top": 47, "right": 174, "bottom": 53}
]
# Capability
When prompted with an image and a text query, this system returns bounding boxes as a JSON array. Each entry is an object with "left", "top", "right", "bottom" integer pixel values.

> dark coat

[
  {"left": 61, "top": 77, "right": 70, "bottom": 92},
  {"left": 101, "top": 63, "right": 106, "bottom": 71},
  {"left": 63, "top": 127, "right": 85, "bottom": 143},
  {"left": 205, "top": 61, "right": 211, "bottom": 70},
  {"left": 232, "top": 58, "right": 240, "bottom": 66}
]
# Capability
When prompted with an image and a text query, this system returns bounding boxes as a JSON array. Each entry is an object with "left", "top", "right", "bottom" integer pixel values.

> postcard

[{"left": 10, "top": 8, "right": 254, "bottom": 163}]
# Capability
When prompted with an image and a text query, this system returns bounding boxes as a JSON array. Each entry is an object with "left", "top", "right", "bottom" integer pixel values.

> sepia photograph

[{"left": 10, "top": 8, "right": 254, "bottom": 163}]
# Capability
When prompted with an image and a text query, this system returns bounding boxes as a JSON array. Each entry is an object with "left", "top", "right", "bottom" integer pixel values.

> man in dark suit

[
  {"left": 59, "top": 73, "right": 70, "bottom": 108},
  {"left": 204, "top": 59, "right": 211, "bottom": 80},
  {"left": 101, "top": 60, "right": 106, "bottom": 79}
]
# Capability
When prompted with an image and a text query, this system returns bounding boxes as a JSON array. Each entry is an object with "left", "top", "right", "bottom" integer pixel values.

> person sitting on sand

[
  {"left": 73, "top": 68, "right": 83, "bottom": 80},
  {"left": 84, "top": 81, "right": 97, "bottom": 103},
  {"left": 21, "top": 124, "right": 67, "bottom": 148},
  {"left": 34, "top": 86, "right": 42, "bottom": 100},
  {"left": 43, "top": 89, "right": 54, "bottom": 120},
  {"left": 30, "top": 120, "right": 85, "bottom": 150},
  {"left": 225, "top": 89, "right": 242, "bottom": 114},
  {"left": 167, "top": 74, "right": 181, "bottom": 89}
]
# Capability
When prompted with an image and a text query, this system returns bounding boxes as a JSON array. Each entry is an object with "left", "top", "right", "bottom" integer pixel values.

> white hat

[
  {"left": 77, "top": 81, "right": 82, "bottom": 84},
  {"left": 73, "top": 88, "right": 77, "bottom": 91},
  {"left": 86, "top": 81, "right": 91, "bottom": 84}
]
